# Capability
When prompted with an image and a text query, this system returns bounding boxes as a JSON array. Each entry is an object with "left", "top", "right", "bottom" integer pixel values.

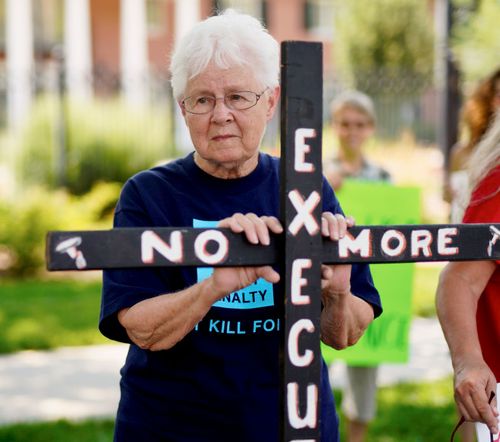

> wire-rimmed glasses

[{"left": 182, "top": 89, "right": 268, "bottom": 114}]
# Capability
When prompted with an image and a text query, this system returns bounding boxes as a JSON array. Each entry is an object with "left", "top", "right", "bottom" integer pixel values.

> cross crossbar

[{"left": 46, "top": 223, "right": 500, "bottom": 271}]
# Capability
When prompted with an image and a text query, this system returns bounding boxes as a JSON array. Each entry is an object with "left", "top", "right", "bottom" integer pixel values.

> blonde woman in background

[{"left": 325, "top": 91, "right": 391, "bottom": 442}]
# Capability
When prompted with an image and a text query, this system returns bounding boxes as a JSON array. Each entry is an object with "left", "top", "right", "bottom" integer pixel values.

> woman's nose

[{"left": 211, "top": 98, "right": 234, "bottom": 123}]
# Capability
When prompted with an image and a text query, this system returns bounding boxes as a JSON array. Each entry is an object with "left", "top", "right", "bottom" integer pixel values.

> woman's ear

[
  {"left": 266, "top": 85, "right": 281, "bottom": 120},
  {"left": 178, "top": 100, "right": 187, "bottom": 117}
]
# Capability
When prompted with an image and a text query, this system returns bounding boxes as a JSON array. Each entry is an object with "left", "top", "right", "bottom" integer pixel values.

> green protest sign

[{"left": 321, "top": 179, "right": 421, "bottom": 365}]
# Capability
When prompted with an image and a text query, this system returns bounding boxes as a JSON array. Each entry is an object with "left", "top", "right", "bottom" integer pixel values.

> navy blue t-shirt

[{"left": 101, "top": 152, "right": 382, "bottom": 442}]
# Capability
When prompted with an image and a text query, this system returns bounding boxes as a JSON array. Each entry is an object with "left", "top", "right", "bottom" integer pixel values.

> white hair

[
  {"left": 169, "top": 9, "right": 280, "bottom": 100},
  {"left": 330, "top": 90, "right": 376, "bottom": 125}
]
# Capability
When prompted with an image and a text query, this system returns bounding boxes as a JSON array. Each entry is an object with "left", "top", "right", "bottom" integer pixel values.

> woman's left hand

[
  {"left": 320, "top": 211, "right": 353, "bottom": 297},
  {"left": 319, "top": 212, "right": 374, "bottom": 349}
]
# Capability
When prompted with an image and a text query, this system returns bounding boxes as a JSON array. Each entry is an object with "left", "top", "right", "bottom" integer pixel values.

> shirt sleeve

[{"left": 99, "top": 179, "right": 177, "bottom": 343}]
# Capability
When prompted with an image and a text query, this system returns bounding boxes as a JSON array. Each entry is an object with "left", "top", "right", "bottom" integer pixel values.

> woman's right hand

[
  {"left": 454, "top": 356, "right": 499, "bottom": 434},
  {"left": 208, "top": 213, "right": 282, "bottom": 299}
]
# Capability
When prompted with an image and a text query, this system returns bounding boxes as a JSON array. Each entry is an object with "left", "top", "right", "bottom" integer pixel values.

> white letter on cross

[
  {"left": 288, "top": 190, "right": 321, "bottom": 236},
  {"left": 287, "top": 382, "right": 318, "bottom": 429},
  {"left": 288, "top": 318, "right": 315, "bottom": 367},
  {"left": 291, "top": 259, "right": 312, "bottom": 305},
  {"left": 141, "top": 230, "right": 183, "bottom": 263},
  {"left": 294, "top": 128, "right": 316, "bottom": 173}
]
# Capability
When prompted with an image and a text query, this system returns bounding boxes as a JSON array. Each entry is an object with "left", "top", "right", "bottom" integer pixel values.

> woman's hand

[
  {"left": 436, "top": 260, "right": 498, "bottom": 433},
  {"left": 320, "top": 211, "right": 354, "bottom": 297},
  {"left": 319, "top": 212, "right": 374, "bottom": 349},
  {"left": 454, "top": 355, "right": 499, "bottom": 434},
  {"left": 209, "top": 213, "right": 283, "bottom": 298}
]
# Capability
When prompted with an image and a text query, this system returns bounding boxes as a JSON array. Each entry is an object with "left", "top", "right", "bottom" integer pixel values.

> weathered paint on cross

[
  {"left": 47, "top": 224, "right": 500, "bottom": 270},
  {"left": 279, "top": 41, "right": 323, "bottom": 441},
  {"left": 45, "top": 42, "right": 500, "bottom": 442}
]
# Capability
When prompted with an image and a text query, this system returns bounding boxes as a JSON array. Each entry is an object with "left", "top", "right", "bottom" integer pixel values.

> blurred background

[{"left": 0, "top": 0, "right": 499, "bottom": 441}]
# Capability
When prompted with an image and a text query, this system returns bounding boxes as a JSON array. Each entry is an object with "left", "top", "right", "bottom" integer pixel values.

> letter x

[{"left": 288, "top": 190, "right": 321, "bottom": 236}]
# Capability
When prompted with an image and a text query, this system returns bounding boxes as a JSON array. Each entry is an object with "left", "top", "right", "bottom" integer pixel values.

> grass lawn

[
  {"left": 0, "top": 418, "right": 114, "bottom": 442},
  {"left": 0, "top": 277, "right": 109, "bottom": 354},
  {"left": 362, "top": 377, "right": 457, "bottom": 441},
  {"left": 0, "top": 377, "right": 457, "bottom": 441}
]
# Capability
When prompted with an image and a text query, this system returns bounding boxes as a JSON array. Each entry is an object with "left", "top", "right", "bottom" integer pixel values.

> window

[
  {"left": 304, "top": 0, "right": 335, "bottom": 39},
  {"left": 213, "top": 0, "right": 267, "bottom": 25},
  {"left": 146, "top": 0, "right": 167, "bottom": 36}
]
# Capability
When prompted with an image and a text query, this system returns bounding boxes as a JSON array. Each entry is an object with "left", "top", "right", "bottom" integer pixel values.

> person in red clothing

[{"left": 436, "top": 111, "right": 500, "bottom": 438}]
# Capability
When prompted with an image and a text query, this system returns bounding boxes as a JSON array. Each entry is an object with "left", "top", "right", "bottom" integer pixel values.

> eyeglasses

[
  {"left": 450, "top": 391, "right": 496, "bottom": 442},
  {"left": 182, "top": 89, "right": 268, "bottom": 114},
  {"left": 337, "top": 120, "right": 371, "bottom": 130}
]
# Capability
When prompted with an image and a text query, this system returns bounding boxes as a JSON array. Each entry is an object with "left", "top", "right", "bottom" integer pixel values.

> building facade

[{"left": 0, "top": 0, "right": 337, "bottom": 130}]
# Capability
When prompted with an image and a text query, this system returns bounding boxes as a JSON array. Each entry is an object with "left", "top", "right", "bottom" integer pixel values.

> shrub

[
  {"left": 0, "top": 182, "right": 121, "bottom": 276},
  {"left": 16, "top": 96, "right": 174, "bottom": 194}
]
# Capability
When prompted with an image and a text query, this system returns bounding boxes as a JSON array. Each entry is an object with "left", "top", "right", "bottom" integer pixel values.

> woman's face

[
  {"left": 333, "top": 107, "right": 374, "bottom": 153},
  {"left": 180, "top": 63, "right": 279, "bottom": 178}
]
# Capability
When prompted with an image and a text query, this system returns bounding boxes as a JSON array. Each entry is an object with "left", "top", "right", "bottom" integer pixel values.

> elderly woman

[{"left": 100, "top": 10, "right": 381, "bottom": 442}]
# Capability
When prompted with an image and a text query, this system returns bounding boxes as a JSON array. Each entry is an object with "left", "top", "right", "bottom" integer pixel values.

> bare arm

[
  {"left": 318, "top": 212, "right": 375, "bottom": 349},
  {"left": 118, "top": 277, "right": 222, "bottom": 351},
  {"left": 117, "top": 214, "right": 282, "bottom": 351},
  {"left": 436, "top": 260, "right": 499, "bottom": 434}
]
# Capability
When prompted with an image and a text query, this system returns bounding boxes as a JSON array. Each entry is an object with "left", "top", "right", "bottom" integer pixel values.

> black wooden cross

[{"left": 46, "top": 42, "right": 500, "bottom": 442}]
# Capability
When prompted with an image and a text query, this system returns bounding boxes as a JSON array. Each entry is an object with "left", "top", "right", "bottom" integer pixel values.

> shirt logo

[{"left": 193, "top": 219, "right": 275, "bottom": 309}]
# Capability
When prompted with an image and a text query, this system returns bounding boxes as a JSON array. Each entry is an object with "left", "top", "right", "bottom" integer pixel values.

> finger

[
  {"left": 321, "top": 215, "right": 329, "bottom": 237},
  {"left": 231, "top": 213, "right": 261, "bottom": 244},
  {"left": 256, "top": 266, "right": 280, "bottom": 283},
  {"left": 218, "top": 214, "right": 244, "bottom": 232},
  {"left": 335, "top": 213, "right": 348, "bottom": 239},
  {"left": 243, "top": 213, "right": 270, "bottom": 245},
  {"left": 325, "top": 213, "right": 347, "bottom": 241},
  {"left": 472, "top": 388, "right": 500, "bottom": 433},
  {"left": 457, "top": 387, "right": 493, "bottom": 425},
  {"left": 321, "top": 212, "right": 338, "bottom": 239},
  {"left": 455, "top": 380, "right": 479, "bottom": 421},
  {"left": 491, "top": 399, "right": 500, "bottom": 435},
  {"left": 346, "top": 215, "right": 355, "bottom": 227},
  {"left": 261, "top": 216, "right": 284, "bottom": 234},
  {"left": 320, "top": 265, "right": 332, "bottom": 290},
  {"left": 321, "top": 264, "right": 333, "bottom": 280}
]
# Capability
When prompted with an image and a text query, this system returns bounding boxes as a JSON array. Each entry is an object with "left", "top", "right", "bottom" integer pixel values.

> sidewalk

[
  {"left": 0, "top": 344, "right": 127, "bottom": 424},
  {"left": 330, "top": 316, "right": 453, "bottom": 388},
  {"left": 0, "top": 317, "right": 452, "bottom": 425}
]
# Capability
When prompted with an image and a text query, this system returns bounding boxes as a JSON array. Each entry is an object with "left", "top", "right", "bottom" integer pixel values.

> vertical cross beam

[{"left": 280, "top": 41, "right": 323, "bottom": 442}]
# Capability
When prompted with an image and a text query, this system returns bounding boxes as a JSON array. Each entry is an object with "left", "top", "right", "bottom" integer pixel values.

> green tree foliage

[
  {"left": 451, "top": 0, "right": 500, "bottom": 84},
  {"left": 333, "top": 0, "right": 434, "bottom": 95},
  {"left": 16, "top": 97, "right": 173, "bottom": 195},
  {"left": 0, "top": 183, "right": 120, "bottom": 276}
]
